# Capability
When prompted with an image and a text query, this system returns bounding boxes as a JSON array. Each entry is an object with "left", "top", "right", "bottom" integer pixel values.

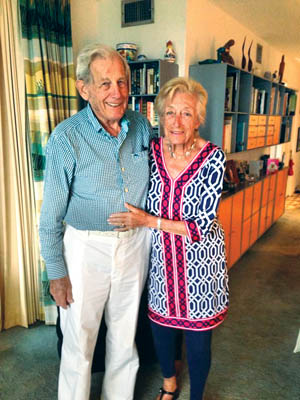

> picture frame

[
  {"left": 296, "top": 127, "right": 300, "bottom": 152},
  {"left": 266, "top": 158, "right": 279, "bottom": 175},
  {"left": 256, "top": 43, "right": 263, "bottom": 64}
]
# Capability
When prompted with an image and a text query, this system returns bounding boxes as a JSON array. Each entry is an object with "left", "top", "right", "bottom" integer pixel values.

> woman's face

[{"left": 163, "top": 92, "right": 200, "bottom": 146}]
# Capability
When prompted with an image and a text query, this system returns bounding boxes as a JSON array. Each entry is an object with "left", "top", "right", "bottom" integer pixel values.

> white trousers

[{"left": 58, "top": 225, "right": 151, "bottom": 400}]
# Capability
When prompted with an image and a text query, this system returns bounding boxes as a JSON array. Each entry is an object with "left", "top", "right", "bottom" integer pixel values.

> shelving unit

[
  {"left": 128, "top": 59, "right": 178, "bottom": 130},
  {"left": 189, "top": 63, "right": 297, "bottom": 154}
]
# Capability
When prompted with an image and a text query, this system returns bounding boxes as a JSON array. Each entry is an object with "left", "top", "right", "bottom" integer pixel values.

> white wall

[
  {"left": 70, "top": 0, "right": 300, "bottom": 194},
  {"left": 71, "top": 0, "right": 187, "bottom": 74}
]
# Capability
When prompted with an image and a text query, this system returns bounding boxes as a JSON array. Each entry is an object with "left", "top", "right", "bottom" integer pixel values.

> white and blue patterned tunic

[{"left": 147, "top": 138, "right": 229, "bottom": 331}]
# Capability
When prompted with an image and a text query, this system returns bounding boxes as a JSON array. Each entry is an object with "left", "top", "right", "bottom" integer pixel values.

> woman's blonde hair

[{"left": 154, "top": 77, "right": 208, "bottom": 125}]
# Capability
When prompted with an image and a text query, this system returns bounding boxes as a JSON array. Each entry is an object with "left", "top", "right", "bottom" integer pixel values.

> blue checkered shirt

[{"left": 39, "top": 104, "right": 154, "bottom": 280}]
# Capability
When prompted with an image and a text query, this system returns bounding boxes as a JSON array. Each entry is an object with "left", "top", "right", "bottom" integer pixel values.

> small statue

[
  {"left": 247, "top": 40, "right": 253, "bottom": 72},
  {"left": 217, "top": 39, "right": 235, "bottom": 65},
  {"left": 241, "top": 36, "right": 246, "bottom": 69},
  {"left": 164, "top": 40, "right": 176, "bottom": 63},
  {"left": 272, "top": 70, "right": 278, "bottom": 81},
  {"left": 279, "top": 55, "right": 285, "bottom": 83}
]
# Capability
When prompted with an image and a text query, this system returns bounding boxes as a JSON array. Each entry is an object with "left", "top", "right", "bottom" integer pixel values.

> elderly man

[{"left": 39, "top": 43, "right": 153, "bottom": 400}]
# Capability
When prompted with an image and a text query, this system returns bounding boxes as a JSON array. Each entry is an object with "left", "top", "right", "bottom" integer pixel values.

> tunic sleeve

[{"left": 184, "top": 148, "right": 226, "bottom": 243}]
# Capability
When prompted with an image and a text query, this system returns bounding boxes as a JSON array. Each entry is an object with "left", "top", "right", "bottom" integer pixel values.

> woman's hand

[{"left": 108, "top": 203, "right": 151, "bottom": 231}]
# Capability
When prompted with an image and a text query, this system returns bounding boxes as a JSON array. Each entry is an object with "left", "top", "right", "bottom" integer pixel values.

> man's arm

[{"left": 39, "top": 132, "right": 75, "bottom": 308}]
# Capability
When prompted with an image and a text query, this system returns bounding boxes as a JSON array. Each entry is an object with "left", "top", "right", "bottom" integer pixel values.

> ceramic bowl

[{"left": 116, "top": 43, "right": 137, "bottom": 61}]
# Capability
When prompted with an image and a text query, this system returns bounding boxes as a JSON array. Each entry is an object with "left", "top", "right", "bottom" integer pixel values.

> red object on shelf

[{"left": 288, "top": 158, "right": 294, "bottom": 176}]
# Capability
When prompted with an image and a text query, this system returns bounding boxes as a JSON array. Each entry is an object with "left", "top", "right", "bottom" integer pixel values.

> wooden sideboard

[{"left": 218, "top": 167, "right": 288, "bottom": 269}]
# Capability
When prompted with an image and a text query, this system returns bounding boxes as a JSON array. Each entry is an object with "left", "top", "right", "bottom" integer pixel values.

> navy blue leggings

[{"left": 151, "top": 321, "right": 212, "bottom": 400}]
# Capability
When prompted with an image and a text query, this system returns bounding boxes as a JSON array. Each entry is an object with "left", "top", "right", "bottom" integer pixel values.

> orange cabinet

[
  {"left": 218, "top": 168, "right": 288, "bottom": 270},
  {"left": 241, "top": 186, "right": 253, "bottom": 255},
  {"left": 250, "top": 181, "right": 262, "bottom": 245},
  {"left": 265, "top": 174, "right": 276, "bottom": 229},
  {"left": 247, "top": 114, "right": 267, "bottom": 150},
  {"left": 228, "top": 191, "right": 243, "bottom": 268},
  {"left": 218, "top": 196, "right": 232, "bottom": 263},
  {"left": 273, "top": 168, "right": 288, "bottom": 220}
]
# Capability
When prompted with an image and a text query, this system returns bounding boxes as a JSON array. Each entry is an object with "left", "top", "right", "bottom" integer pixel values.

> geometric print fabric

[{"left": 147, "top": 138, "right": 229, "bottom": 331}]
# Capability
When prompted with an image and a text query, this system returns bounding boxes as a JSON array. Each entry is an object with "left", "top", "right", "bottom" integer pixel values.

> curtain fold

[
  {"left": 19, "top": 0, "right": 78, "bottom": 324},
  {"left": 0, "top": 0, "right": 41, "bottom": 330}
]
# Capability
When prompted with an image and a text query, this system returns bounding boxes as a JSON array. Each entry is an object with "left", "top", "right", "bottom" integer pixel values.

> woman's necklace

[{"left": 167, "top": 138, "right": 197, "bottom": 159}]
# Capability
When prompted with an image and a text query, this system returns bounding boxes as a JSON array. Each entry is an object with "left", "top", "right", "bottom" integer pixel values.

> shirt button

[
  {"left": 124, "top": 188, "right": 129, "bottom": 193},
  {"left": 121, "top": 167, "right": 125, "bottom": 172}
]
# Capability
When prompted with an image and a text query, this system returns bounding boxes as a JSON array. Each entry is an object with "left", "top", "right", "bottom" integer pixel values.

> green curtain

[{"left": 19, "top": 0, "right": 78, "bottom": 323}]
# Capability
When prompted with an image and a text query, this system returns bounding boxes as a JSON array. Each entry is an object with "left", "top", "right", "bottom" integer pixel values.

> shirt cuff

[
  {"left": 184, "top": 220, "right": 202, "bottom": 243},
  {"left": 45, "top": 260, "right": 68, "bottom": 281}
]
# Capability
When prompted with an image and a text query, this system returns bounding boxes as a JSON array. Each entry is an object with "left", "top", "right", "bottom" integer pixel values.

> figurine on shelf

[
  {"left": 247, "top": 40, "right": 253, "bottom": 72},
  {"left": 164, "top": 40, "right": 176, "bottom": 63},
  {"left": 272, "top": 70, "right": 278, "bottom": 81},
  {"left": 241, "top": 36, "right": 246, "bottom": 69},
  {"left": 279, "top": 54, "right": 285, "bottom": 83},
  {"left": 217, "top": 39, "right": 235, "bottom": 65}
]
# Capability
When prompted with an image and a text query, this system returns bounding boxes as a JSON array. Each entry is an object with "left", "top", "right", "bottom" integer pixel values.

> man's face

[{"left": 77, "top": 56, "right": 129, "bottom": 128}]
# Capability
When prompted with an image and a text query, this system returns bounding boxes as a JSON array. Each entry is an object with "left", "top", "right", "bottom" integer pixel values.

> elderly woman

[{"left": 108, "top": 77, "right": 229, "bottom": 400}]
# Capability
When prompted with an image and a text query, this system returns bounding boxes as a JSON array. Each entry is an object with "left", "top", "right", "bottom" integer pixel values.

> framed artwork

[
  {"left": 256, "top": 43, "right": 263, "bottom": 64},
  {"left": 266, "top": 158, "right": 279, "bottom": 175},
  {"left": 296, "top": 127, "right": 300, "bottom": 152}
]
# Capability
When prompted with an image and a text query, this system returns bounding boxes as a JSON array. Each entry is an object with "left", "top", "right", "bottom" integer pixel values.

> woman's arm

[{"left": 108, "top": 203, "right": 188, "bottom": 236}]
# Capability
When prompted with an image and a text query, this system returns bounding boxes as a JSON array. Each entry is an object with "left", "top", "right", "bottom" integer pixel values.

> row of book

[
  {"left": 224, "top": 74, "right": 237, "bottom": 112},
  {"left": 130, "top": 63, "right": 160, "bottom": 95},
  {"left": 223, "top": 116, "right": 246, "bottom": 153},
  {"left": 250, "top": 88, "right": 268, "bottom": 114},
  {"left": 224, "top": 75, "right": 297, "bottom": 116},
  {"left": 128, "top": 97, "right": 159, "bottom": 127},
  {"left": 283, "top": 93, "right": 297, "bottom": 116}
]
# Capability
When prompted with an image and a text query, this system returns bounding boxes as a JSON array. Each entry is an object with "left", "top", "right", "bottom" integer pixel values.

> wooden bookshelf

[{"left": 128, "top": 59, "right": 178, "bottom": 131}]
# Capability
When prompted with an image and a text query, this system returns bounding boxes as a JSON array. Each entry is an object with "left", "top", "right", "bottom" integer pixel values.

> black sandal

[{"left": 158, "top": 387, "right": 180, "bottom": 399}]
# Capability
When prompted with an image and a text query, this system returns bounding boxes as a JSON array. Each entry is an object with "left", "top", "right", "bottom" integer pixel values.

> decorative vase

[
  {"left": 247, "top": 40, "right": 253, "bottom": 72},
  {"left": 164, "top": 40, "right": 176, "bottom": 63},
  {"left": 279, "top": 55, "right": 285, "bottom": 83},
  {"left": 116, "top": 43, "right": 137, "bottom": 61},
  {"left": 241, "top": 36, "right": 246, "bottom": 69}
]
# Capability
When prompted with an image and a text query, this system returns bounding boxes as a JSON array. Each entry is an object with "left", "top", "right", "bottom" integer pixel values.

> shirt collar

[{"left": 87, "top": 103, "right": 130, "bottom": 138}]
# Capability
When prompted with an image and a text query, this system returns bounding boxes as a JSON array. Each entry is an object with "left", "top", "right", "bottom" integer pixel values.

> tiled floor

[{"left": 285, "top": 193, "right": 300, "bottom": 209}]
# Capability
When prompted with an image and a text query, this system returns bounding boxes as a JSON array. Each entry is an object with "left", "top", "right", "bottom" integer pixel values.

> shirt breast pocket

[{"left": 131, "top": 150, "right": 149, "bottom": 163}]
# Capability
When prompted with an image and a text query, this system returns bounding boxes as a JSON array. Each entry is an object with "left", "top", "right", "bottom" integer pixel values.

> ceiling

[{"left": 208, "top": 0, "right": 300, "bottom": 62}]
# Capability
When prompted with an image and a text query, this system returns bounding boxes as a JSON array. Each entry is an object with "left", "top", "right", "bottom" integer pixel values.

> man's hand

[{"left": 50, "top": 276, "right": 74, "bottom": 309}]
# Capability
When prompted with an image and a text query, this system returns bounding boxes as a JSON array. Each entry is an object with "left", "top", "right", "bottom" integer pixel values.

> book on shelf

[
  {"left": 146, "top": 67, "right": 155, "bottom": 94},
  {"left": 282, "top": 93, "right": 289, "bottom": 115},
  {"left": 288, "top": 93, "right": 297, "bottom": 115},
  {"left": 258, "top": 90, "right": 267, "bottom": 114},
  {"left": 275, "top": 94, "right": 281, "bottom": 115},
  {"left": 130, "top": 62, "right": 161, "bottom": 96},
  {"left": 250, "top": 88, "right": 258, "bottom": 113},
  {"left": 236, "top": 121, "right": 246, "bottom": 152},
  {"left": 251, "top": 88, "right": 267, "bottom": 114},
  {"left": 269, "top": 87, "right": 276, "bottom": 114},
  {"left": 222, "top": 116, "right": 232, "bottom": 154},
  {"left": 224, "top": 75, "right": 235, "bottom": 111}
]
